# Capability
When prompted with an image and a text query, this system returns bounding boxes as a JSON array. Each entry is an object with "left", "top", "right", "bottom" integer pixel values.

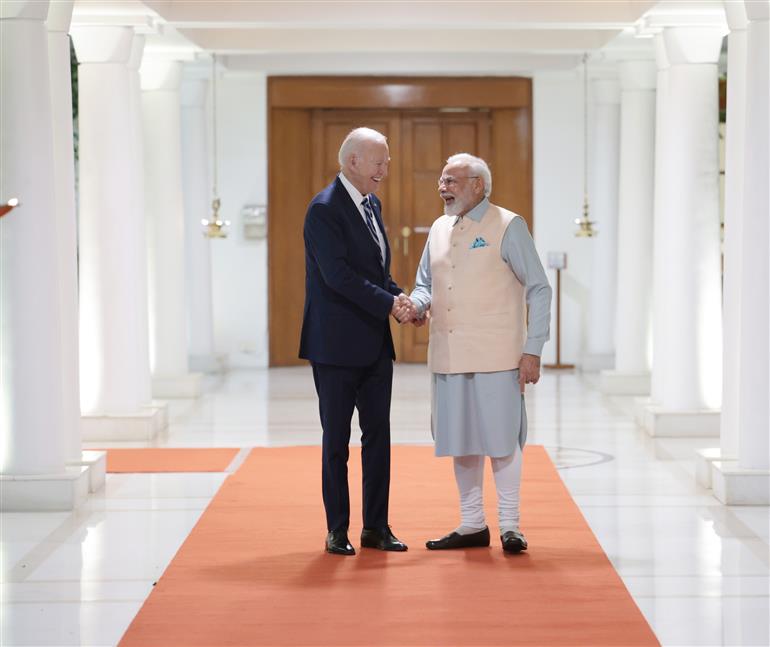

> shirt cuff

[
  {"left": 410, "top": 296, "right": 428, "bottom": 316},
  {"left": 523, "top": 338, "right": 545, "bottom": 357}
]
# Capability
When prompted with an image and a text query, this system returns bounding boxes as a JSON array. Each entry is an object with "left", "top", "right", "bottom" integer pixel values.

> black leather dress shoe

[
  {"left": 425, "top": 526, "right": 490, "bottom": 550},
  {"left": 325, "top": 530, "right": 355, "bottom": 555},
  {"left": 360, "top": 526, "right": 408, "bottom": 551},
  {"left": 500, "top": 530, "right": 528, "bottom": 553}
]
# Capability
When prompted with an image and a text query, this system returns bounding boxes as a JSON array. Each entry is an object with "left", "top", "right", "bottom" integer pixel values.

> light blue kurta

[{"left": 410, "top": 198, "right": 552, "bottom": 457}]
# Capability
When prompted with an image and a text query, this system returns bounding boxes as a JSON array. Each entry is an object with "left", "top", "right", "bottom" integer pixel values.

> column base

[
  {"left": 641, "top": 405, "right": 720, "bottom": 437},
  {"left": 581, "top": 352, "right": 615, "bottom": 373},
  {"left": 0, "top": 466, "right": 90, "bottom": 511},
  {"left": 695, "top": 447, "right": 726, "bottom": 489},
  {"left": 189, "top": 353, "right": 227, "bottom": 374},
  {"left": 66, "top": 450, "right": 107, "bottom": 492},
  {"left": 711, "top": 460, "right": 770, "bottom": 505},
  {"left": 81, "top": 403, "right": 168, "bottom": 442},
  {"left": 599, "top": 370, "right": 651, "bottom": 395},
  {"left": 633, "top": 397, "right": 652, "bottom": 427},
  {"left": 150, "top": 400, "right": 169, "bottom": 432},
  {"left": 152, "top": 372, "right": 203, "bottom": 398}
]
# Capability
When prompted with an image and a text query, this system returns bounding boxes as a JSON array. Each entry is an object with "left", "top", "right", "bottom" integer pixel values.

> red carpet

[
  {"left": 105, "top": 448, "right": 239, "bottom": 473},
  {"left": 119, "top": 446, "right": 659, "bottom": 646}
]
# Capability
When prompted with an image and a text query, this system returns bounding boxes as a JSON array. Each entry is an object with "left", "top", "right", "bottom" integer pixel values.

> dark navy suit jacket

[{"left": 299, "top": 176, "right": 402, "bottom": 367}]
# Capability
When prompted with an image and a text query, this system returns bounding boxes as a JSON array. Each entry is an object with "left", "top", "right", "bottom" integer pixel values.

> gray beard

[{"left": 444, "top": 203, "right": 461, "bottom": 217}]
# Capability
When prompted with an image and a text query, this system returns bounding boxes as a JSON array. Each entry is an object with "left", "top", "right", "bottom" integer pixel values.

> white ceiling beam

[
  {"left": 221, "top": 51, "right": 583, "bottom": 75},
  {"left": 144, "top": 0, "right": 658, "bottom": 27},
  {"left": 178, "top": 27, "right": 617, "bottom": 54}
]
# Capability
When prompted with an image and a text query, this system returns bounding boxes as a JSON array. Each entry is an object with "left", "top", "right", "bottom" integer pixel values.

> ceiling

[{"left": 71, "top": 0, "right": 729, "bottom": 75}]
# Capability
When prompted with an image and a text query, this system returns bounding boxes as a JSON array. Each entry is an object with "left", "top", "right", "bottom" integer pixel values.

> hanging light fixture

[
  {"left": 575, "top": 53, "right": 597, "bottom": 238},
  {"left": 202, "top": 53, "right": 230, "bottom": 238}
]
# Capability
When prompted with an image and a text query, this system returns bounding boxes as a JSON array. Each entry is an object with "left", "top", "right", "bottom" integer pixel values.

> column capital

[
  {"left": 618, "top": 60, "right": 657, "bottom": 91},
  {"left": 70, "top": 25, "right": 134, "bottom": 64},
  {"left": 46, "top": 0, "right": 73, "bottom": 33},
  {"left": 640, "top": 4, "right": 727, "bottom": 33},
  {"left": 591, "top": 78, "right": 621, "bottom": 104},
  {"left": 182, "top": 60, "right": 214, "bottom": 82},
  {"left": 726, "top": 1, "right": 749, "bottom": 31},
  {"left": 663, "top": 26, "right": 727, "bottom": 65},
  {"left": 140, "top": 57, "right": 183, "bottom": 91},
  {"left": 128, "top": 34, "right": 145, "bottom": 72},
  {"left": 0, "top": 0, "right": 48, "bottom": 20},
  {"left": 745, "top": 0, "right": 770, "bottom": 21}
]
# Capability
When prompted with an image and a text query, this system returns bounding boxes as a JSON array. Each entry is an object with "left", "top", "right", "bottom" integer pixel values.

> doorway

[{"left": 268, "top": 77, "right": 532, "bottom": 366}]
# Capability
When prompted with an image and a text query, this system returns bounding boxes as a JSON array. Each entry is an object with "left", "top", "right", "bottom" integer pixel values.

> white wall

[
  {"left": 533, "top": 72, "right": 589, "bottom": 366},
  {"left": 208, "top": 72, "right": 268, "bottom": 367},
  {"left": 209, "top": 71, "right": 590, "bottom": 368}
]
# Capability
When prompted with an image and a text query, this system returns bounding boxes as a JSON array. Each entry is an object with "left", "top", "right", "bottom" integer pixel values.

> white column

[
  {"left": 0, "top": 1, "right": 89, "bottom": 510},
  {"left": 71, "top": 26, "right": 165, "bottom": 441},
  {"left": 649, "top": 35, "right": 673, "bottom": 408},
  {"left": 720, "top": 5, "right": 749, "bottom": 456},
  {"left": 180, "top": 76, "right": 218, "bottom": 374},
  {"left": 639, "top": 35, "right": 684, "bottom": 434},
  {"left": 127, "top": 34, "right": 154, "bottom": 407},
  {"left": 739, "top": 0, "right": 770, "bottom": 470},
  {"left": 698, "top": 4, "right": 749, "bottom": 481},
  {"left": 142, "top": 57, "right": 202, "bottom": 398},
  {"left": 712, "top": 0, "right": 770, "bottom": 504},
  {"left": 47, "top": 2, "right": 106, "bottom": 490},
  {"left": 584, "top": 78, "right": 621, "bottom": 372},
  {"left": 643, "top": 27, "right": 725, "bottom": 439},
  {"left": 645, "top": 27, "right": 725, "bottom": 437},
  {"left": 600, "top": 60, "right": 656, "bottom": 395},
  {"left": 46, "top": 1, "right": 79, "bottom": 458}
]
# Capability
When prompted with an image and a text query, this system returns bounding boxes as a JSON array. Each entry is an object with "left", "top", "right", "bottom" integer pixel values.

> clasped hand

[{"left": 391, "top": 294, "right": 418, "bottom": 324}]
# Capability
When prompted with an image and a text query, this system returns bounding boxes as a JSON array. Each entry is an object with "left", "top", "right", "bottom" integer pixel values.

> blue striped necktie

[{"left": 361, "top": 197, "right": 384, "bottom": 264}]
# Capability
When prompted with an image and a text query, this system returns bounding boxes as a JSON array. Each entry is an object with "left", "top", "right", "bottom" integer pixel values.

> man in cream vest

[{"left": 409, "top": 153, "right": 552, "bottom": 553}]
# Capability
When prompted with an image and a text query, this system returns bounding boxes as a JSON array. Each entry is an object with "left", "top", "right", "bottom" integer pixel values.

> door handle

[{"left": 401, "top": 226, "right": 411, "bottom": 256}]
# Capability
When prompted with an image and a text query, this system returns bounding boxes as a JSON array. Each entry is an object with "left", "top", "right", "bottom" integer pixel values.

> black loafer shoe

[
  {"left": 425, "top": 526, "right": 490, "bottom": 550},
  {"left": 501, "top": 530, "right": 528, "bottom": 553},
  {"left": 360, "top": 526, "right": 408, "bottom": 551},
  {"left": 325, "top": 530, "right": 355, "bottom": 556}
]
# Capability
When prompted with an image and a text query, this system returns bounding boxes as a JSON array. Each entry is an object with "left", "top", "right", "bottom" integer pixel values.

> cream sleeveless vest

[{"left": 428, "top": 203, "right": 526, "bottom": 374}]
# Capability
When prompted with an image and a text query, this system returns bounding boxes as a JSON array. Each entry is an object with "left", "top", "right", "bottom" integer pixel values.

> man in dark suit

[{"left": 299, "top": 127, "right": 414, "bottom": 556}]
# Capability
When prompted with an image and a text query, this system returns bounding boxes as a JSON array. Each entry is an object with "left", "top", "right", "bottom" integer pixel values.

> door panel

[
  {"left": 311, "top": 110, "right": 401, "bottom": 208},
  {"left": 397, "top": 111, "right": 491, "bottom": 362},
  {"left": 268, "top": 109, "right": 313, "bottom": 367},
  {"left": 310, "top": 110, "right": 406, "bottom": 354},
  {"left": 268, "top": 90, "right": 530, "bottom": 367},
  {"left": 411, "top": 122, "right": 442, "bottom": 168}
]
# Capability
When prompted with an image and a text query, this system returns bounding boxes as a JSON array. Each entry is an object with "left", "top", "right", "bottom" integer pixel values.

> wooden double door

[
  {"left": 310, "top": 109, "right": 491, "bottom": 364},
  {"left": 268, "top": 77, "right": 532, "bottom": 366}
]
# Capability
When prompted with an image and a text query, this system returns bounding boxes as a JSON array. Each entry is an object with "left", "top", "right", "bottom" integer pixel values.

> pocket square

[{"left": 470, "top": 237, "right": 488, "bottom": 249}]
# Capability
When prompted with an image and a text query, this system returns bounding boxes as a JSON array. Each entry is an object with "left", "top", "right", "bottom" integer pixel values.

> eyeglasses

[{"left": 437, "top": 175, "right": 480, "bottom": 189}]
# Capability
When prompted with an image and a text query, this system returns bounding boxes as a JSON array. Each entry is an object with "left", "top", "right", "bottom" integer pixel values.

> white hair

[
  {"left": 338, "top": 127, "right": 388, "bottom": 167},
  {"left": 446, "top": 153, "right": 492, "bottom": 197}
]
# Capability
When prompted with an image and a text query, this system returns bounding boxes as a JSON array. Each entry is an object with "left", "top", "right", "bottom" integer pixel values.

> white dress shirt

[{"left": 338, "top": 172, "right": 386, "bottom": 263}]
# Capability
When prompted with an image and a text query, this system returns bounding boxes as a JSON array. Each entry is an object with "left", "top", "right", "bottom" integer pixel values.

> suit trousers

[{"left": 311, "top": 341, "right": 393, "bottom": 532}]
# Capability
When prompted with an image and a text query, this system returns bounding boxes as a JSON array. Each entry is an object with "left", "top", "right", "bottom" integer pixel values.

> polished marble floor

[{"left": 2, "top": 366, "right": 768, "bottom": 646}]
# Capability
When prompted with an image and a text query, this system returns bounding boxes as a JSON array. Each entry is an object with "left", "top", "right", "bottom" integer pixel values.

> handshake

[{"left": 391, "top": 294, "right": 427, "bottom": 326}]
